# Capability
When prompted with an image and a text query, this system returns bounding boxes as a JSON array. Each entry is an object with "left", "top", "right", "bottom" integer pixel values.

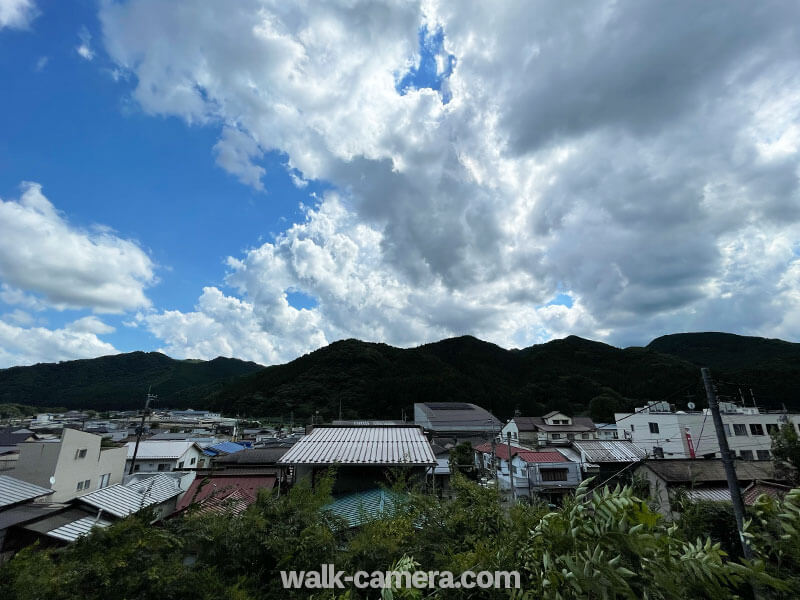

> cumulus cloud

[
  {"left": 100, "top": 0, "right": 800, "bottom": 362},
  {"left": 76, "top": 26, "right": 95, "bottom": 60},
  {"left": 0, "top": 0, "right": 37, "bottom": 30},
  {"left": 0, "top": 317, "right": 118, "bottom": 368},
  {"left": 0, "top": 182, "right": 155, "bottom": 313}
]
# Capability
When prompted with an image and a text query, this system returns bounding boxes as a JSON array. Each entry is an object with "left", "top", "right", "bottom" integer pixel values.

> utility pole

[
  {"left": 507, "top": 431, "right": 516, "bottom": 502},
  {"left": 701, "top": 368, "right": 752, "bottom": 560},
  {"left": 128, "top": 388, "right": 156, "bottom": 476}
]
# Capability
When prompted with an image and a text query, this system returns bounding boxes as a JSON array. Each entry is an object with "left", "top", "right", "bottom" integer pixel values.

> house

[
  {"left": 0, "top": 427, "right": 38, "bottom": 472},
  {"left": 13, "top": 429, "right": 126, "bottom": 502},
  {"left": 634, "top": 459, "right": 784, "bottom": 516},
  {"left": 595, "top": 423, "right": 619, "bottom": 440},
  {"left": 75, "top": 473, "right": 187, "bottom": 521},
  {"left": 0, "top": 475, "right": 54, "bottom": 558},
  {"left": 414, "top": 403, "right": 502, "bottom": 440},
  {"left": 502, "top": 412, "right": 598, "bottom": 448},
  {"left": 474, "top": 443, "right": 582, "bottom": 501},
  {"left": 278, "top": 425, "right": 436, "bottom": 493},
  {"left": 562, "top": 440, "right": 647, "bottom": 483},
  {"left": 176, "top": 472, "right": 277, "bottom": 515},
  {"left": 125, "top": 440, "right": 205, "bottom": 473},
  {"left": 615, "top": 400, "right": 799, "bottom": 460}
]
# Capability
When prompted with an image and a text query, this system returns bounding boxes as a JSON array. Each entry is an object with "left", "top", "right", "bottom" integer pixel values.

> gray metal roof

[
  {"left": 572, "top": 441, "right": 647, "bottom": 463},
  {"left": 684, "top": 488, "right": 731, "bottom": 502},
  {"left": 78, "top": 474, "right": 182, "bottom": 518},
  {"left": 46, "top": 515, "right": 112, "bottom": 542},
  {"left": 0, "top": 475, "right": 53, "bottom": 508},
  {"left": 125, "top": 440, "right": 199, "bottom": 459},
  {"left": 414, "top": 403, "right": 502, "bottom": 433},
  {"left": 278, "top": 426, "right": 436, "bottom": 466}
]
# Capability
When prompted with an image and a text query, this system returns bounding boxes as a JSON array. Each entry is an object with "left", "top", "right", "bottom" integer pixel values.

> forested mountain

[
  {"left": 0, "top": 352, "right": 263, "bottom": 411},
  {"left": 2, "top": 332, "right": 798, "bottom": 420}
]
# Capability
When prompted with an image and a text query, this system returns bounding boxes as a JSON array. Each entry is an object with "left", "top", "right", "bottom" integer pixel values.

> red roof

[
  {"left": 516, "top": 451, "right": 567, "bottom": 464},
  {"left": 474, "top": 442, "right": 526, "bottom": 461},
  {"left": 176, "top": 474, "right": 276, "bottom": 512}
]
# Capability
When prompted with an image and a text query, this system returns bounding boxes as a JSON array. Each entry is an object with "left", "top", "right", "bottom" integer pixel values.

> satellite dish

[
  {"left": 687, "top": 402, "right": 696, "bottom": 410},
  {"left": 49, "top": 476, "right": 56, "bottom": 485}
]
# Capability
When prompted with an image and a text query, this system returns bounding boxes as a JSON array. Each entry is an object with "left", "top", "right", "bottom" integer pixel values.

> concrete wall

[{"left": 14, "top": 429, "right": 126, "bottom": 502}]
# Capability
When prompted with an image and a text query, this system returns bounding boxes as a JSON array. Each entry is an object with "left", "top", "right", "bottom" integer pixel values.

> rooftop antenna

[{"left": 128, "top": 386, "right": 156, "bottom": 475}]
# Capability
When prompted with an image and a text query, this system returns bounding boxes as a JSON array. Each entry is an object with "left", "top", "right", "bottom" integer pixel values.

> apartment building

[
  {"left": 502, "top": 412, "right": 598, "bottom": 448},
  {"left": 13, "top": 428, "right": 126, "bottom": 502},
  {"left": 614, "top": 401, "right": 800, "bottom": 460}
]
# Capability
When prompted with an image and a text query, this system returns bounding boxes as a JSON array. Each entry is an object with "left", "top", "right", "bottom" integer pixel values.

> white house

[
  {"left": 124, "top": 441, "right": 204, "bottom": 473},
  {"left": 13, "top": 429, "right": 126, "bottom": 502},
  {"left": 502, "top": 412, "right": 598, "bottom": 448},
  {"left": 614, "top": 401, "right": 800, "bottom": 460}
]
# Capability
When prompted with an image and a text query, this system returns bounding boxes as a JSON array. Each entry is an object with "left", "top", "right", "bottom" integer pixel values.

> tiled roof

[
  {"left": 278, "top": 426, "right": 436, "bottom": 466},
  {"left": 125, "top": 441, "right": 198, "bottom": 460},
  {"left": 474, "top": 442, "right": 526, "bottom": 461},
  {"left": 516, "top": 451, "right": 567, "bottom": 464},
  {"left": 743, "top": 481, "right": 792, "bottom": 505},
  {"left": 177, "top": 474, "right": 276, "bottom": 511},
  {"left": 0, "top": 475, "right": 52, "bottom": 508},
  {"left": 572, "top": 440, "right": 646, "bottom": 463}
]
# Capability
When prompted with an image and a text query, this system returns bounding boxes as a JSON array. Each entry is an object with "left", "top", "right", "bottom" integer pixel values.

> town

[{"left": 1, "top": 391, "right": 796, "bottom": 559}]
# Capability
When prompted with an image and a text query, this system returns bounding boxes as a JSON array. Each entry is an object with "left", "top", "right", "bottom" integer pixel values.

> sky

[{"left": 0, "top": 0, "right": 799, "bottom": 368}]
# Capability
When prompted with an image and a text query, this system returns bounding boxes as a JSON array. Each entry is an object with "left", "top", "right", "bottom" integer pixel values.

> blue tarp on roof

[{"left": 203, "top": 441, "right": 249, "bottom": 456}]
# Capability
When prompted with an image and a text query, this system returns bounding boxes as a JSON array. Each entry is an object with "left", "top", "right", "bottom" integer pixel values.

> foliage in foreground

[{"left": 2, "top": 476, "right": 800, "bottom": 599}]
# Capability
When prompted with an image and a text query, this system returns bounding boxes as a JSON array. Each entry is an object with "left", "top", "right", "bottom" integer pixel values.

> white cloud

[
  {"left": 76, "top": 26, "right": 95, "bottom": 60},
  {"left": 99, "top": 1, "right": 800, "bottom": 362},
  {"left": 0, "top": 317, "right": 118, "bottom": 368},
  {"left": 0, "top": 0, "right": 36, "bottom": 30},
  {"left": 0, "top": 182, "right": 155, "bottom": 313}
]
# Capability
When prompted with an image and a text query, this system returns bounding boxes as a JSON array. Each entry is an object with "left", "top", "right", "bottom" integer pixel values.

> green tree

[
  {"left": 448, "top": 442, "right": 476, "bottom": 479},
  {"left": 771, "top": 423, "right": 800, "bottom": 483}
]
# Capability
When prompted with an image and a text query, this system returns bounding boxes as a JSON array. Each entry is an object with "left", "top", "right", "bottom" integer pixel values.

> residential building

[
  {"left": 124, "top": 441, "right": 204, "bottom": 473},
  {"left": 474, "top": 443, "right": 582, "bottom": 501},
  {"left": 595, "top": 423, "right": 619, "bottom": 440},
  {"left": 414, "top": 402, "right": 502, "bottom": 440},
  {"left": 502, "top": 412, "right": 598, "bottom": 447},
  {"left": 558, "top": 440, "right": 647, "bottom": 484},
  {"left": 176, "top": 472, "right": 277, "bottom": 515},
  {"left": 278, "top": 425, "right": 436, "bottom": 493},
  {"left": 634, "top": 459, "right": 784, "bottom": 516},
  {"left": 13, "top": 429, "right": 126, "bottom": 502},
  {"left": 0, "top": 475, "right": 54, "bottom": 559},
  {"left": 614, "top": 401, "right": 800, "bottom": 460}
]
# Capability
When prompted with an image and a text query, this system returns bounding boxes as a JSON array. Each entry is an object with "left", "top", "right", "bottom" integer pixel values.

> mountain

[
  {"left": 207, "top": 335, "right": 707, "bottom": 422},
  {"left": 647, "top": 332, "right": 800, "bottom": 409},
  {"left": 3, "top": 332, "right": 798, "bottom": 421},
  {"left": 0, "top": 352, "right": 263, "bottom": 411}
]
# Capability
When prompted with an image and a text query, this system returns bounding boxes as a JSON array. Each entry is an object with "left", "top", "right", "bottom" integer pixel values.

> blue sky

[{"left": 1, "top": 1, "right": 799, "bottom": 367}]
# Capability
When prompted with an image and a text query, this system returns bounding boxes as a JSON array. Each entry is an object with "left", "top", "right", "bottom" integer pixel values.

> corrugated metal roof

[
  {"left": 324, "top": 489, "right": 401, "bottom": 528},
  {"left": 685, "top": 488, "right": 731, "bottom": 502},
  {"left": 46, "top": 516, "right": 112, "bottom": 542},
  {"left": 278, "top": 426, "right": 436, "bottom": 466},
  {"left": 125, "top": 441, "right": 198, "bottom": 459},
  {"left": 0, "top": 475, "right": 53, "bottom": 508},
  {"left": 203, "top": 441, "right": 247, "bottom": 456},
  {"left": 79, "top": 474, "right": 181, "bottom": 518},
  {"left": 572, "top": 440, "right": 647, "bottom": 463}
]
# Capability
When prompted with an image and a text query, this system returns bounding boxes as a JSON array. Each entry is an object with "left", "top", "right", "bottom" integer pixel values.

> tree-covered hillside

[{"left": 0, "top": 352, "right": 263, "bottom": 410}]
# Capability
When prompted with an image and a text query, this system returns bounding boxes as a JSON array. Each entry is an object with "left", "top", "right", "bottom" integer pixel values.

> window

[
  {"left": 177, "top": 461, "right": 185, "bottom": 469},
  {"left": 648, "top": 423, "right": 660, "bottom": 434},
  {"left": 612, "top": 431, "right": 618, "bottom": 439},
  {"left": 582, "top": 433, "right": 590, "bottom": 439},
  {"left": 551, "top": 433, "right": 561, "bottom": 440},
  {"left": 540, "top": 468, "right": 569, "bottom": 482},
  {"left": 157, "top": 463, "right": 170, "bottom": 472},
  {"left": 99, "top": 473, "right": 110, "bottom": 489},
  {"left": 733, "top": 424, "right": 747, "bottom": 436},
  {"left": 75, "top": 448, "right": 87, "bottom": 459},
  {"left": 76, "top": 481, "right": 84, "bottom": 491},
  {"left": 757, "top": 450, "right": 771, "bottom": 460},
  {"left": 83, "top": 479, "right": 90, "bottom": 490},
  {"left": 133, "top": 464, "right": 140, "bottom": 472},
  {"left": 749, "top": 424, "right": 765, "bottom": 436},
  {"left": 190, "top": 457, "right": 196, "bottom": 465},
  {"left": 739, "top": 450, "right": 754, "bottom": 460},
  {"left": 766, "top": 423, "right": 778, "bottom": 434},
  {"left": 652, "top": 447, "right": 664, "bottom": 459}
]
